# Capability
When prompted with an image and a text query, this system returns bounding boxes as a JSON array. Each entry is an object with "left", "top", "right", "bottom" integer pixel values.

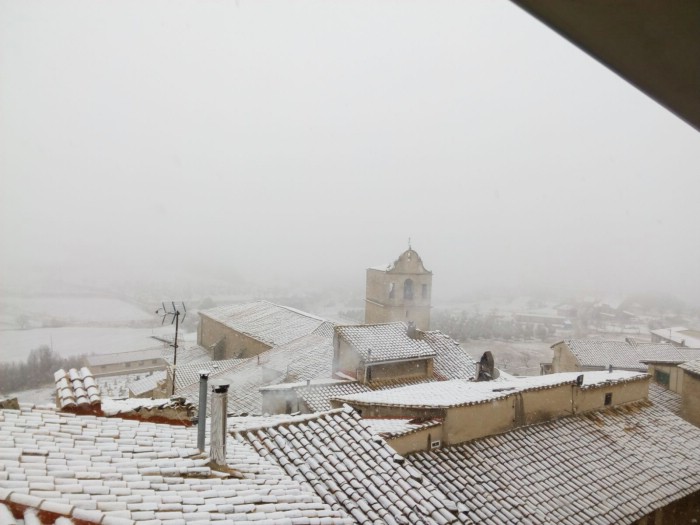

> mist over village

[{"left": 2, "top": 1, "right": 700, "bottom": 524}]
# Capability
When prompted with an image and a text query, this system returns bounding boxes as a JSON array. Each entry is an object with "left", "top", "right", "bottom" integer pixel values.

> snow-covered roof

[
  {"left": 199, "top": 301, "right": 329, "bottom": 347},
  {"left": 334, "top": 371, "right": 647, "bottom": 409},
  {"left": 408, "top": 400, "right": 700, "bottom": 525},
  {"left": 557, "top": 339, "right": 686, "bottom": 371},
  {"left": 127, "top": 371, "right": 166, "bottom": 396},
  {"left": 679, "top": 358, "right": 700, "bottom": 377},
  {"left": 87, "top": 348, "right": 166, "bottom": 367},
  {"left": 160, "top": 344, "right": 210, "bottom": 366},
  {"left": 179, "top": 333, "right": 334, "bottom": 416},
  {"left": 171, "top": 358, "right": 245, "bottom": 392},
  {"left": 0, "top": 404, "right": 351, "bottom": 524},
  {"left": 650, "top": 327, "right": 700, "bottom": 348},
  {"left": 648, "top": 382, "right": 682, "bottom": 416},
  {"left": 53, "top": 367, "right": 101, "bottom": 409},
  {"left": 423, "top": 331, "right": 477, "bottom": 380},
  {"left": 362, "top": 417, "right": 443, "bottom": 439},
  {"left": 234, "top": 407, "right": 465, "bottom": 524},
  {"left": 335, "top": 322, "right": 436, "bottom": 363}
]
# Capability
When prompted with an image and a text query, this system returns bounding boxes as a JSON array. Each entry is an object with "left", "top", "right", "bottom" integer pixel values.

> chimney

[
  {"left": 407, "top": 321, "right": 417, "bottom": 339},
  {"left": 197, "top": 371, "right": 209, "bottom": 452},
  {"left": 608, "top": 364, "right": 613, "bottom": 374},
  {"left": 210, "top": 383, "right": 229, "bottom": 466}
]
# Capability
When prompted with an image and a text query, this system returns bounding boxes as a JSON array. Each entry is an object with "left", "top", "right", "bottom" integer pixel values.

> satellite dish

[{"left": 478, "top": 351, "right": 500, "bottom": 381}]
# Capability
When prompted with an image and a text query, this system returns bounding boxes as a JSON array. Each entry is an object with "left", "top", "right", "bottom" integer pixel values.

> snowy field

[
  {"left": 0, "top": 296, "right": 154, "bottom": 329},
  {"left": 0, "top": 325, "right": 191, "bottom": 363}
]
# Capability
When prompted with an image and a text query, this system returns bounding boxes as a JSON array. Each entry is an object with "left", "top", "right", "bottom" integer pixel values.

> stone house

[
  {"left": 332, "top": 370, "right": 649, "bottom": 450},
  {"left": 86, "top": 347, "right": 167, "bottom": 377},
  {"left": 197, "top": 300, "right": 331, "bottom": 360},
  {"left": 548, "top": 338, "right": 695, "bottom": 373},
  {"left": 679, "top": 359, "right": 700, "bottom": 426},
  {"left": 333, "top": 322, "right": 437, "bottom": 383}
]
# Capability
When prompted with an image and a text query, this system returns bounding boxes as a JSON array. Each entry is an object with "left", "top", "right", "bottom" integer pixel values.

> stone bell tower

[{"left": 364, "top": 244, "right": 432, "bottom": 330}]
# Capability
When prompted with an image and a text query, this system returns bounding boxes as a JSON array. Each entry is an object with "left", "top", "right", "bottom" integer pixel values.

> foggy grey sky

[{"left": 1, "top": 0, "right": 699, "bottom": 302}]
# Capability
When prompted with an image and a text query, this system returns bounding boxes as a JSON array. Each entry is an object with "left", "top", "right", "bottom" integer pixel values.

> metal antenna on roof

[{"left": 155, "top": 302, "right": 187, "bottom": 396}]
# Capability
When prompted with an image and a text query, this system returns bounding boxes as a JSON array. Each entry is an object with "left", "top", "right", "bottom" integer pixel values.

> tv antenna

[{"left": 155, "top": 302, "right": 187, "bottom": 396}]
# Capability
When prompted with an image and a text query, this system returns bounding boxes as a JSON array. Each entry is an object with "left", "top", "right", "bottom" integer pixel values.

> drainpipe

[
  {"left": 197, "top": 371, "right": 209, "bottom": 452},
  {"left": 210, "top": 383, "right": 229, "bottom": 466}
]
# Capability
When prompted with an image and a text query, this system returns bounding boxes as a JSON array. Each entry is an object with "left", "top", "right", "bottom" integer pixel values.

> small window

[
  {"left": 404, "top": 279, "right": 414, "bottom": 300},
  {"left": 138, "top": 361, "right": 145, "bottom": 366},
  {"left": 604, "top": 393, "right": 613, "bottom": 406},
  {"left": 389, "top": 283, "right": 395, "bottom": 299},
  {"left": 654, "top": 369, "right": 670, "bottom": 387},
  {"left": 152, "top": 359, "right": 159, "bottom": 364},
  {"left": 422, "top": 284, "right": 428, "bottom": 299},
  {"left": 125, "top": 362, "right": 131, "bottom": 368}
]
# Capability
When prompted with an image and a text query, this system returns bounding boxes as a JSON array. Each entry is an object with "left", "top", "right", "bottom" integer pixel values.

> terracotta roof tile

[
  {"left": 234, "top": 408, "right": 469, "bottom": 524},
  {"left": 0, "top": 406, "right": 350, "bottom": 524},
  {"left": 336, "top": 323, "right": 436, "bottom": 363},
  {"left": 408, "top": 401, "right": 700, "bottom": 525},
  {"left": 199, "top": 301, "right": 328, "bottom": 347}
]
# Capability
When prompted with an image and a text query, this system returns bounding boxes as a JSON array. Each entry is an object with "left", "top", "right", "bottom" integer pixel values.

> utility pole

[{"left": 156, "top": 302, "right": 186, "bottom": 396}]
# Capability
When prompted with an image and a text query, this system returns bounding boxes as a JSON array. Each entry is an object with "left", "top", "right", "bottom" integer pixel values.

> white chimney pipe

[{"left": 210, "top": 384, "right": 229, "bottom": 465}]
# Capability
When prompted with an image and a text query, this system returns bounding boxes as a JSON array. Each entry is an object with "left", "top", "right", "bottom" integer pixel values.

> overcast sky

[{"left": 1, "top": 0, "right": 699, "bottom": 303}]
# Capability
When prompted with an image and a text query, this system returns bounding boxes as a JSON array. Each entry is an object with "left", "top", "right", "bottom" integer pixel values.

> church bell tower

[{"left": 364, "top": 245, "right": 432, "bottom": 330}]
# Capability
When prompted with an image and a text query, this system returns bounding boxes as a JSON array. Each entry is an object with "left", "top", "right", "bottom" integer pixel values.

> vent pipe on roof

[
  {"left": 197, "top": 371, "right": 209, "bottom": 452},
  {"left": 609, "top": 364, "right": 613, "bottom": 374},
  {"left": 210, "top": 384, "right": 229, "bottom": 465}
]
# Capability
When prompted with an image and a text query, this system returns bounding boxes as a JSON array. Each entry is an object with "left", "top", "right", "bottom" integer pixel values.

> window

[
  {"left": 125, "top": 362, "right": 131, "bottom": 368},
  {"left": 152, "top": 359, "right": 159, "bottom": 364},
  {"left": 604, "top": 393, "right": 613, "bottom": 406},
  {"left": 389, "top": 282, "right": 395, "bottom": 299},
  {"left": 654, "top": 369, "right": 670, "bottom": 387},
  {"left": 404, "top": 279, "right": 414, "bottom": 300},
  {"left": 138, "top": 361, "right": 145, "bottom": 366},
  {"left": 422, "top": 284, "right": 428, "bottom": 299}
]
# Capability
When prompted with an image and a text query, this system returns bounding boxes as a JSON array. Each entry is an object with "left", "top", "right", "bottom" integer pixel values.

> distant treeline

[
  {"left": 432, "top": 310, "right": 556, "bottom": 342},
  {"left": 0, "top": 346, "right": 87, "bottom": 395}
]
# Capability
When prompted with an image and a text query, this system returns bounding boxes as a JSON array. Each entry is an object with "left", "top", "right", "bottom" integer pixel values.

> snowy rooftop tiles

[
  {"left": 53, "top": 368, "right": 101, "bottom": 410},
  {"left": 334, "top": 371, "right": 647, "bottom": 409},
  {"left": 0, "top": 404, "right": 350, "bottom": 524},
  {"left": 234, "top": 407, "right": 466, "bottom": 525},
  {"left": 335, "top": 322, "right": 436, "bottom": 363},
  {"left": 87, "top": 349, "right": 165, "bottom": 368},
  {"left": 408, "top": 400, "right": 700, "bottom": 525},
  {"left": 199, "top": 301, "right": 329, "bottom": 347},
  {"left": 171, "top": 358, "right": 245, "bottom": 392},
  {"left": 679, "top": 358, "right": 700, "bottom": 377},
  {"left": 558, "top": 339, "right": 690, "bottom": 371},
  {"left": 647, "top": 382, "right": 682, "bottom": 416},
  {"left": 362, "top": 418, "right": 443, "bottom": 439},
  {"left": 127, "top": 372, "right": 166, "bottom": 397},
  {"left": 423, "top": 331, "right": 477, "bottom": 380},
  {"left": 179, "top": 333, "right": 334, "bottom": 416},
  {"left": 650, "top": 327, "right": 700, "bottom": 348}
]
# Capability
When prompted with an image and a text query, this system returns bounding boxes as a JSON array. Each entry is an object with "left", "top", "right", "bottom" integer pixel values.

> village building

[
  {"left": 197, "top": 300, "right": 332, "bottom": 360},
  {"left": 259, "top": 322, "right": 478, "bottom": 416},
  {"left": 546, "top": 338, "right": 699, "bottom": 374},
  {"left": 651, "top": 326, "right": 700, "bottom": 348},
  {"left": 86, "top": 348, "right": 167, "bottom": 377},
  {"left": 332, "top": 371, "right": 649, "bottom": 451},
  {"left": 179, "top": 332, "right": 335, "bottom": 416},
  {"left": 334, "top": 322, "right": 437, "bottom": 383},
  {"left": 365, "top": 247, "right": 433, "bottom": 330},
  {"left": 679, "top": 359, "right": 700, "bottom": 427}
]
